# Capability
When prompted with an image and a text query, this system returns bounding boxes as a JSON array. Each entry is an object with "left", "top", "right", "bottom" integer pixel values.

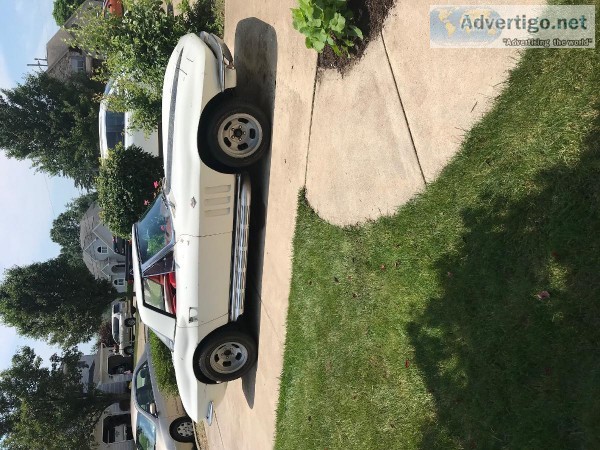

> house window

[
  {"left": 97, "top": 246, "right": 108, "bottom": 254},
  {"left": 111, "top": 264, "right": 126, "bottom": 274},
  {"left": 113, "top": 278, "right": 125, "bottom": 287},
  {"left": 70, "top": 56, "right": 85, "bottom": 73}
]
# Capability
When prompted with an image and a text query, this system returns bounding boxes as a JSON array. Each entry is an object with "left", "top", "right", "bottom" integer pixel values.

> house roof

[{"left": 80, "top": 202, "right": 114, "bottom": 278}]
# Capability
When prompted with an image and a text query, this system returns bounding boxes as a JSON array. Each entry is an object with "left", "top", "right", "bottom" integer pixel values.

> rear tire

[
  {"left": 204, "top": 97, "right": 271, "bottom": 171},
  {"left": 124, "top": 346, "right": 134, "bottom": 356},
  {"left": 125, "top": 317, "right": 136, "bottom": 327},
  {"left": 169, "top": 416, "right": 195, "bottom": 443}
]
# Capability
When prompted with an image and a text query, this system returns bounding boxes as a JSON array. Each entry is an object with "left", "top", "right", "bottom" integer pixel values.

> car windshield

[
  {"left": 135, "top": 194, "right": 173, "bottom": 265},
  {"left": 112, "top": 318, "right": 120, "bottom": 344},
  {"left": 134, "top": 362, "right": 155, "bottom": 413},
  {"left": 135, "top": 413, "right": 156, "bottom": 450}
]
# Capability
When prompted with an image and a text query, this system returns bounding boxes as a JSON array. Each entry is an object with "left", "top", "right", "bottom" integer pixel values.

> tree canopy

[
  {"left": 96, "top": 143, "right": 163, "bottom": 238},
  {"left": 0, "top": 255, "right": 117, "bottom": 347},
  {"left": 0, "top": 346, "right": 127, "bottom": 450},
  {"left": 0, "top": 71, "right": 103, "bottom": 189},
  {"left": 50, "top": 191, "right": 98, "bottom": 265},
  {"left": 52, "top": 0, "right": 86, "bottom": 26},
  {"left": 70, "top": 0, "right": 224, "bottom": 132}
]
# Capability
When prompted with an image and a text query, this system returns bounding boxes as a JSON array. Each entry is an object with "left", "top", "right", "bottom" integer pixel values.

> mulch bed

[{"left": 318, "top": 0, "right": 396, "bottom": 73}]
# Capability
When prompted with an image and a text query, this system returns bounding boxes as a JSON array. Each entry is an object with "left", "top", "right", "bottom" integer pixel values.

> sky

[{"left": 0, "top": 0, "right": 95, "bottom": 370}]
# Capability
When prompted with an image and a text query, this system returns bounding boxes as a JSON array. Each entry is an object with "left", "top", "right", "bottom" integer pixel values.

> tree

[
  {"left": 70, "top": 0, "right": 224, "bottom": 132},
  {"left": 96, "top": 320, "right": 117, "bottom": 349},
  {"left": 50, "top": 192, "right": 98, "bottom": 265},
  {"left": 96, "top": 143, "right": 163, "bottom": 237},
  {"left": 0, "top": 255, "right": 118, "bottom": 347},
  {"left": 52, "top": 0, "right": 86, "bottom": 26},
  {"left": 0, "top": 71, "right": 103, "bottom": 189},
  {"left": 0, "top": 347, "right": 128, "bottom": 450}
]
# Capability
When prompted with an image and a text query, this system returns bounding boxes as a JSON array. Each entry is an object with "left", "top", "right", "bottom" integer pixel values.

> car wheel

[
  {"left": 205, "top": 97, "right": 271, "bottom": 170},
  {"left": 125, "top": 317, "right": 136, "bottom": 327},
  {"left": 124, "top": 346, "right": 134, "bottom": 356},
  {"left": 169, "top": 416, "right": 195, "bottom": 443},
  {"left": 195, "top": 328, "right": 257, "bottom": 382}
]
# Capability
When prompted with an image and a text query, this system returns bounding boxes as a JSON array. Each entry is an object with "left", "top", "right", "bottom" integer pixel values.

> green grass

[
  {"left": 148, "top": 330, "right": 179, "bottom": 396},
  {"left": 275, "top": 11, "right": 600, "bottom": 450}
]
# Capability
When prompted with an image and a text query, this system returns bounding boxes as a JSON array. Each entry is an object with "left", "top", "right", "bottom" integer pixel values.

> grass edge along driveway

[{"left": 275, "top": 15, "right": 600, "bottom": 450}]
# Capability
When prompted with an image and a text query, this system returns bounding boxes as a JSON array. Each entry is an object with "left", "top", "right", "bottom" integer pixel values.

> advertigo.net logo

[{"left": 430, "top": 5, "right": 595, "bottom": 48}]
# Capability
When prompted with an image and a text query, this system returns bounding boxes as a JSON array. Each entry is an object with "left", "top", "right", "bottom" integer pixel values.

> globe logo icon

[{"left": 430, "top": 7, "right": 503, "bottom": 46}]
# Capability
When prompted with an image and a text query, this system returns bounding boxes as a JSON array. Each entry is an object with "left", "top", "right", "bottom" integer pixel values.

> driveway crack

[
  {"left": 381, "top": 31, "right": 427, "bottom": 186},
  {"left": 303, "top": 62, "right": 319, "bottom": 187}
]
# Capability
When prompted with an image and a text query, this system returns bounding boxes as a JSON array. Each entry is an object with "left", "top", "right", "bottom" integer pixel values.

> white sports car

[{"left": 132, "top": 32, "right": 270, "bottom": 424}]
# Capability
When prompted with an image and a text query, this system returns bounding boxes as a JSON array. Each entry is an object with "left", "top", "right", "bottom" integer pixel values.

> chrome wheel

[
  {"left": 209, "top": 341, "right": 249, "bottom": 374},
  {"left": 175, "top": 420, "right": 194, "bottom": 438},
  {"left": 169, "top": 416, "right": 195, "bottom": 443},
  {"left": 217, "top": 113, "right": 263, "bottom": 159}
]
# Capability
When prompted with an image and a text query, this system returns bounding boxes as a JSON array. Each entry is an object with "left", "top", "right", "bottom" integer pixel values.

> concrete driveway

[
  {"left": 200, "top": 2, "right": 316, "bottom": 449},
  {"left": 198, "top": 0, "right": 529, "bottom": 448}
]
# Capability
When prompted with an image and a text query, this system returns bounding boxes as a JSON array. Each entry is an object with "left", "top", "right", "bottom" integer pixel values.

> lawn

[{"left": 275, "top": 11, "right": 600, "bottom": 450}]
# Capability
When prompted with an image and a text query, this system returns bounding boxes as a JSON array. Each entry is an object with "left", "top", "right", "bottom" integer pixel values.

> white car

[
  {"left": 131, "top": 345, "right": 195, "bottom": 449},
  {"left": 99, "top": 79, "right": 160, "bottom": 159},
  {"left": 111, "top": 299, "right": 136, "bottom": 357},
  {"left": 132, "top": 32, "right": 270, "bottom": 423}
]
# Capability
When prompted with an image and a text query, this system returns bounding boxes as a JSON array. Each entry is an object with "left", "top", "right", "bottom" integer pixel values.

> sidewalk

[{"left": 305, "top": 0, "right": 541, "bottom": 225}]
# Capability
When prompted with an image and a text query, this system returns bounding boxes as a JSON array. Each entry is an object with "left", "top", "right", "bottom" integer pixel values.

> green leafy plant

[
  {"left": 292, "top": 0, "right": 363, "bottom": 56},
  {"left": 52, "top": 0, "right": 86, "bottom": 26},
  {"left": 96, "top": 143, "right": 163, "bottom": 238},
  {"left": 148, "top": 331, "right": 179, "bottom": 395}
]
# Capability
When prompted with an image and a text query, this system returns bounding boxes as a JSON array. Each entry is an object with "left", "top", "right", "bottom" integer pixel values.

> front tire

[
  {"left": 125, "top": 317, "right": 136, "bottom": 327},
  {"left": 169, "top": 416, "right": 195, "bottom": 443},
  {"left": 205, "top": 97, "right": 271, "bottom": 170},
  {"left": 195, "top": 328, "right": 257, "bottom": 382},
  {"left": 124, "top": 346, "right": 134, "bottom": 356}
]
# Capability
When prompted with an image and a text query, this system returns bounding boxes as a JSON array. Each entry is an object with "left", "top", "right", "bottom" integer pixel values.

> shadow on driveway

[{"left": 232, "top": 17, "right": 278, "bottom": 409}]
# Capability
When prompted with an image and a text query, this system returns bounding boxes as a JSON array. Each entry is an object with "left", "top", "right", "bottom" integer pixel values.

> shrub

[
  {"left": 70, "top": 0, "right": 225, "bottom": 132},
  {"left": 96, "top": 143, "right": 163, "bottom": 238},
  {"left": 292, "top": 0, "right": 363, "bottom": 56},
  {"left": 52, "top": 0, "right": 86, "bottom": 26},
  {"left": 148, "top": 331, "right": 179, "bottom": 395},
  {"left": 96, "top": 320, "right": 117, "bottom": 348}
]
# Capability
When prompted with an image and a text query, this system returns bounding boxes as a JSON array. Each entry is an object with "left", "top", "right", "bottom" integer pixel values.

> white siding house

[{"left": 80, "top": 203, "right": 127, "bottom": 293}]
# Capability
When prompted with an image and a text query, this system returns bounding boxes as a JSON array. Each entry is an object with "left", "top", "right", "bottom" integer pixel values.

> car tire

[
  {"left": 169, "top": 416, "right": 195, "bottom": 443},
  {"left": 205, "top": 97, "right": 271, "bottom": 170},
  {"left": 125, "top": 317, "right": 136, "bottom": 327},
  {"left": 195, "top": 328, "right": 257, "bottom": 382},
  {"left": 124, "top": 346, "right": 134, "bottom": 356}
]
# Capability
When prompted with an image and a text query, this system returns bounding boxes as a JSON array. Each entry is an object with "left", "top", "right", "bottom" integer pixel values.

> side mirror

[{"left": 149, "top": 402, "right": 157, "bottom": 416}]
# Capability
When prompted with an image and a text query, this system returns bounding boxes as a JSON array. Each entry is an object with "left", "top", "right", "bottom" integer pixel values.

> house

[
  {"left": 80, "top": 202, "right": 127, "bottom": 292},
  {"left": 46, "top": 0, "right": 103, "bottom": 80},
  {"left": 75, "top": 347, "right": 135, "bottom": 449},
  {"left": 94, "top": 402, "right": 135, "bottom": 449},
  {"left": 94, "top": 343, "right": 134, "bottom": 393}
]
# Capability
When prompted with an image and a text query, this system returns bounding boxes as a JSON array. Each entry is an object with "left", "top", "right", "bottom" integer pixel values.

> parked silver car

[
  {"left": 111, "top": 299, "right": 136, "bottom": 356},
  {"left": 131, "top": 345, "right": 195, "bottom": 449}
]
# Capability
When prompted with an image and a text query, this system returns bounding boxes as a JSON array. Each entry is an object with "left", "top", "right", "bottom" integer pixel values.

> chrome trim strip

[
  {"left": 199, "top": 32, "right": 233, "bottom": 92},
  {"left": 206, "top": 401, "right": 214, "bottom": 426},
  {"left": 165, "top": 50, "right": 183, "bottom": 195},
  {"left": 230, "top": 173, "right": 251, "bottom": 322}
]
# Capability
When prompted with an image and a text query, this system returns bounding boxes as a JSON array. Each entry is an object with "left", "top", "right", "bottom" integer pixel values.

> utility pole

[{"left": 27, "top": 58, "right": 48, "bottom": 70}]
